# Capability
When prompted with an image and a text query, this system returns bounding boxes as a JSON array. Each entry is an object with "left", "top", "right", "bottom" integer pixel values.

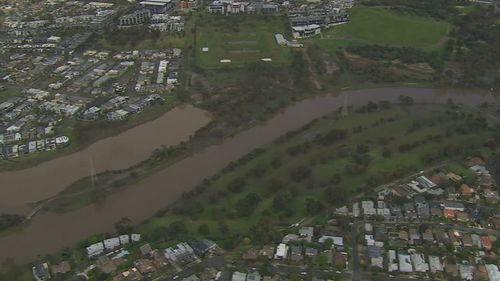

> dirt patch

[
  {"left": 343, "top": 51, "right": 376, "bottom": 68},
  {"left": 325, "top": 61, "right": 340, "bottom": 75},
  {"left": 228, "top": 49, "right": 260, "bottom": 54},
  {"left": 405, "top": 63, "right": 435, "bottom": 74},
  {"left": 226, "top": 41, "right": 257, "bottom": 45}
]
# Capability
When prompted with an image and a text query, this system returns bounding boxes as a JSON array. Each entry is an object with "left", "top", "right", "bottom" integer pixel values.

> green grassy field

[
  {"left": 311, "top": 7, "right": 451, "bottom": 54},
  {"left": 141, "top": 104, "right": 495, "bottom": 248},
  {"left": 195, "top": 15, "right": 293, "bottom": 68}
]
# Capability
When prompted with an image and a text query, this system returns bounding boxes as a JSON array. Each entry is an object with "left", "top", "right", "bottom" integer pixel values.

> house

[
  {"left": 299, "top": 226, "right": 314, "bottom": 242},
  {"left": 422, "top": 229, "right": 434, "bottom": 242},
  {"left": 446, "top": 261, "right": 458, "bottom": 277},
  {"left": 51, "top": 261, "right": 71, "bottom": 275},
  {"left": 305, "top": 247, "right": 318, "bottom": 258},
  {"left": 416, "top": 175, "right": 437, "bottom": 189},
  {"left": 152, "top": 250, "right": 169, "bottom": 268},
  {"left": 274, "top": 243, "right": 288, "bottom": 259},
  {"left": 282, "top": 234, "right": 299, "bottom": 244},
  {"left": 367, "top": 245, "right": 383, "bottom": 259},
  {"left": 471, "top": 234, "right": 482, "bottom": 248},
  {"left": 416, "top": 202, "right": 430, "bottom": 219},
  {"left": 232, "top": 271, "right": 246, "bottom": 281},
  {"left": 446, "top": 172, "right": 462, "bottom": 182},
  {"left": 334, "top": 252, "right": 347, "bottom": 269},
  {"left": 119, "top": 235, "right": 130, "bottom": 245},
  {"left": 103, "top": 237, "right": 121, "bottom": 250},
  {"left": 290, "top": 246, "right": 303, "bottom": 262},
  {"left": 443, "top": 201, "right": 465, "bottom": 211},
  {"left": 164, "top": 242, "right": 196, "bottom": 263},
  {"left": 456, "top": 211, "right": 470, "bottom": 222},
  {"left": 134, "top": 258, "right": 155, "bottom": 274},
  {"left": 131, "top": 233, "right": 141, "bottom": 242},
  {"left": 430, "top": 202, "right": 442, "bottom": 217},
  {"left": 409, "top": 228, "right": 421, "bottom": 245},
  {"left": 361, "top": 201, "right": 376, "bottom": 216},
  {"left": 434, "top": 228, "right": 450, "bottom": 245},
  {"left": 32, "top": 263, "right": 50, "bottom": 281},
  {"left": 429, "top": 256, "right": 443, "bottom": 273},
  {"left": 448, "top": 230, "right": 461, "bottom": 246},
  {"left": 481, "top": 236, "right": 492, "bottom": 250},
  {"left": 462, "top": 234, "right": 473, "bottom": 247},
  {"left": 388, "top": 250, "right": 398, "bottom": 272},
  {"left": 398, "top": 253, "right": 413, "bottom": 273},
  {"left": 86, "top": 242, "right": 105, "bottom": 257},
  {"left": 182, "top": 274, "right": 200, "bottom": 281},
  {"left": 371, "top": 256, "right": 384, "bottom": 269},
  {"left": 246, "top": 272, "right": 260, "bottom": 281},
  {"left": 443, "top": 208, "right": 455, "bottom": 219},
  {"left": 410, "top": 252, "right": 429, "bottom": 272},
  {"left": 188, "top": 239, "right": 217, "bottom": 256},
  {"left": 318, "top": 236, "right": 343, "bottom": 248},
  {"left": 458, "top": 264, "right": 475, "bottom": 280},
  {"left": 460, "top": 184, "right": 473, "bottom": 197},
  {"left": 140, "top": 243, "right": 153, "bottom": 256},
  {"left": 243, "top": 249, "right": 258, "bottom": 261},
  {"left": 259, "top": 245, "right": 275, "bottom": 259},
  {"left": 485, "top": 264, "right": 500, "bottom": 281}
]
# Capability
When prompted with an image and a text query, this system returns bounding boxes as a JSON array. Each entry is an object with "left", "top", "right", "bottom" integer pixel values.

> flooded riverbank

[
  {"left": 0, "top": 105, "right": 212, "bottom": 214},
  {"left": 0, "top": 87, "right": 494, "bottom": 263}
]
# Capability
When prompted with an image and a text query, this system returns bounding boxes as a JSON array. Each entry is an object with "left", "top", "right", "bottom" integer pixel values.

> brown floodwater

[
  {"left": 0, "top": 105, "right": 212, "bottom": 214},
  {"left": 0, "top": 87, "right": 495, "bottom": 263}
]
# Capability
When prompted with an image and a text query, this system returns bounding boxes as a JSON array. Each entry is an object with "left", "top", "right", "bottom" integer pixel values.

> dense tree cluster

[
  {"left": 0, "top": 214, "right": 23, "bottom": 232},
  {"left": 361, "top": 0, "right": 460, "bottom": 19},
  {"left": 236, "top": 193, "right": 261, "bottom": 217}
]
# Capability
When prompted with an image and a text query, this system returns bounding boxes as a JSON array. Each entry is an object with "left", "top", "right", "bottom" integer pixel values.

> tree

[
  {"left": 398, "top": 95, "right": 415, "bottom": 106},
  {"left": 266, "top": 178, "right": 287, "bottom": 193},
  {"left": 226, "top": 177, "right": 246, "bottom": 193},
  {"left": 306, "top": 198, "right": 324, "bottom": 215},
  {"left": 272, "top": 192, "right": 292, "bottom": 211},
  {"left": 114, "top": 217, "right": 133, "bottom": 234},
  {"left": 382, "top": 147, "right": 392, "bottom": 158},
  {"left": 168, "top": 221, "right": 188, "bottom": 239},
  {"left": 329, "top": 173, "right": 342, "bottom": 184},
  {"left": 236, "top": 193, "right": 261, "bottom": 217},
  {"left": 324, "top": 186, "right": 348, "bottom": 206},
  {"left": 290, "top": 166, "right": 311, "bottom": 182},
  {"left": 198, "top": 224, "right": 210, "bottom": 236},
  {"left": 0, "top": 214, "right": 23, "bottom": 231}
]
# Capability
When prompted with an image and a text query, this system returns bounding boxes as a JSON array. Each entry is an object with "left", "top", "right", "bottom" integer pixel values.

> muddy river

[
  {"left": 0, "top": 87, "right": 495, "bottom": 263},
  {"left": 0, "top": 104, "right": 212, "bottom": 214}
]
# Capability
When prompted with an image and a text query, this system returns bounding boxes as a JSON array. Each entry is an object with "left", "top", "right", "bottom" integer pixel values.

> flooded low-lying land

[
  {"left": 0, "top": 105, "right": 212, "bottom": 214},
  {"left": 0, "top": 87, "right": 494, "bottom": 262}
]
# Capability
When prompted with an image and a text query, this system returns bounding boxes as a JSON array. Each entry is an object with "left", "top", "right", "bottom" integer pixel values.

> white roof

[
  {"left": 131, "top": 233, "right": 141, "bottom": 242},
  {"left": 103, "top": 237, "right": 120, "bottom": 250},
  {"left": 411, "top": 253, "right": 429, "bottom": 272},
  {"left": 398, "top": 254, "right": 413, "bottom": 273},
  {"left": 318, "top": 236, "right": 343, "bottom": 246},
  {"left": 486, "top": 264, "right": 500, "bottom": 281},
  {"left": 429, "top": 256, "right": 443, "bottom": 273},
  {"left": 274, "top": 243, "right": 288, "bottom": 259},
  {"left": 86, "top": 242, "right": 104, "bottom": 257},
  {"left": 388, "top": 250, "right": 398, "bottom": 272},
  {"left": 119, "top": 235, "right": 130, "bottom": 244},
  {"left": 232, "top": 272, "right": 247, "bottom": 281},
  {"left": 292, "top": 24, "right": 320, "bottom": 31}
]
